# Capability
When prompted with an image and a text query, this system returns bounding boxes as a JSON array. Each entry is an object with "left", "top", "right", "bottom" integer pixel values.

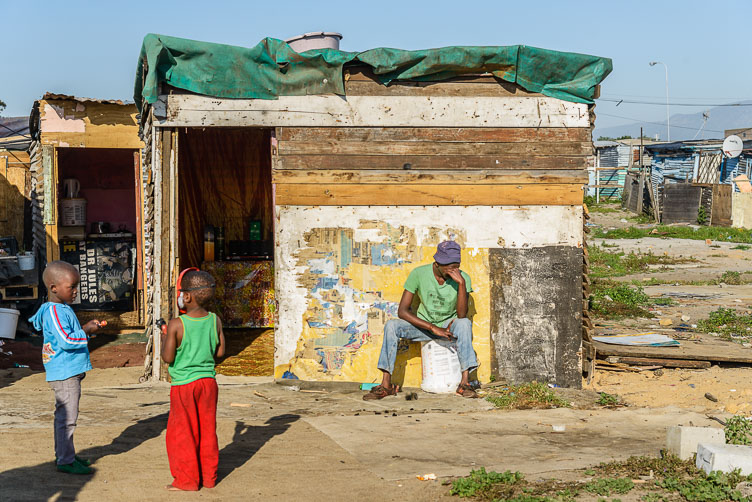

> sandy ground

[
  {"left": 587, "top": 202, "right": 752, "bottom": 412},
  {"left": 0, "top": 367, "right": 725, "bottom": 502}
]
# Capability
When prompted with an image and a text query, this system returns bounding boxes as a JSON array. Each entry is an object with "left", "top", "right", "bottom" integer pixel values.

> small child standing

[
  {"left": 29, "top": 261, "right": 102, "bottom": 474},
  {"left": 162, "top": 270, "right": 225, "bottom": 491}
]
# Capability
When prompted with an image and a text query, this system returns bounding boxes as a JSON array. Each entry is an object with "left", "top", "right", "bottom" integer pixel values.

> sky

[{"left": 3, "top": 0, "right": 751, "bottom": 132}]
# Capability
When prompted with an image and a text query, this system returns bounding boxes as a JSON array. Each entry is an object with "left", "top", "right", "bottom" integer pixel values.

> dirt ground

[{"left": 4, "top": 202, "right": 752, "bottom": 500}]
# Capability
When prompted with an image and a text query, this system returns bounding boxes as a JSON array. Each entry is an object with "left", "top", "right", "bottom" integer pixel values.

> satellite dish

[{"left": 723, "top": 135, "right": 743, "bottom": 158}]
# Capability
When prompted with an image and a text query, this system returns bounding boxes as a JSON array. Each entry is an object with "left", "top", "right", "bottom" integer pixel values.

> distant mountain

[
  {"left": 594, "top": 101, "right": 752, "bottom": 141},
  {"left": 0, "top": 116, "right": 29, "bottom": 139}
]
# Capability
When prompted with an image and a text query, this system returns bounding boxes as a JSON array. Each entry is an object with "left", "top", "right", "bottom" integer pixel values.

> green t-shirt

[{"left": 403, "top": 264, "right": 472, "bottom": 326}]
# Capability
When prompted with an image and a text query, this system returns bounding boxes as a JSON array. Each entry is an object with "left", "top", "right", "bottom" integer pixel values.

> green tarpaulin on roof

[{"left": 135, "top": 33, "right": 611, "bottom": 111}]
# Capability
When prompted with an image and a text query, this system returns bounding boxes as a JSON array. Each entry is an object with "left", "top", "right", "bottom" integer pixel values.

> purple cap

[{"left": 433, "top": 241, "right": 461, "bottom": 265}]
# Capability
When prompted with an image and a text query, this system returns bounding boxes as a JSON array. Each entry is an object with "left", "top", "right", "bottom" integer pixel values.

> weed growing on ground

[
  {"left": 630, "top": 214, "right": 654, "bottom": 224},
  {"left": 697, "top": 206, "right": 709, "bottom": 225},
  {"left": 725, "top": 415, "right": 752, "bottom": 445},
  {"left": 450, "top": 468, "right": 523, "bottom": 497},
  {"left": 652, "top": 297, "right": 677, "bottom": 306},
  {"left": 732, "top": 244, "right": 752, "bottom": 250},
  {"left": 697, "top": 308, "right": 752, "bottom": 342},
  {"left": 589, "top": 245, "right": 694, "bottom": 279},
  {"left": 658, "top": 470, "right": 752, "bottom": 501},
  {"left": 596, "top": 392, "right": 620, "bottom": 407},
  {"left": 594, "top": 225, "right": 752, "bottom": 243},
  {"left": 584, "top": 478, "right": 634, "bottom": 496},
  {"left": 484, "top": 382, "right": 570, "bottom": 410},
  {"left": 448, "top": 454, "right": 752, "bottom": 501},
  {"left": 591, "top": 281, "right": 653, "bottom": 319}
]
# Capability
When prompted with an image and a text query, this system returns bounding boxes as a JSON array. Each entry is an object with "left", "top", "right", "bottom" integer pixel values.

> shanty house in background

[
  {"left": 135, "top": 34, "right": 611, "bottom": 387},
  {"left": 28, "top": 94, "right": 144, "bottom": 329},
  {"left": 0, "top": 118, "right": 32, "bottom": 251}
]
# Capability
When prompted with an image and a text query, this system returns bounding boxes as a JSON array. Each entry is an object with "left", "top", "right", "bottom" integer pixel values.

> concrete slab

[
  {"left": 304, "top": 407, "right": 716, "bottom": 480},
  {"left": 697, "top": 443, "right": 752, "bottom": 475},
  {"left": 666, "top": 426, "right": 725, "bottom": 460}
]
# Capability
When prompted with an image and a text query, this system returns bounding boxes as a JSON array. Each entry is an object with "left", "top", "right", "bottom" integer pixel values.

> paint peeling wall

[{"left": 275, "top": 205, "right": 583, "bottom": 386}]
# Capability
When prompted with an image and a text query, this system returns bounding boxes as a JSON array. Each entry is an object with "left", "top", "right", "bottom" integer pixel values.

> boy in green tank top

[{"left": 161, "top": 270, "right": 226, "bottom": 491}]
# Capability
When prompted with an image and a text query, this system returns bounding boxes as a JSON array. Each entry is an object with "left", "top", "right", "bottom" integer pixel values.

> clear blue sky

[{"left": 3, "top": 0, "right": 750, "bottom": 130}]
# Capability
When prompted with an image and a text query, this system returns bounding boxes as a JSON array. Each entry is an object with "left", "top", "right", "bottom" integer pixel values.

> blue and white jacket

[{"left": 29, "top": 302, "right": 91, "bottom": 381}]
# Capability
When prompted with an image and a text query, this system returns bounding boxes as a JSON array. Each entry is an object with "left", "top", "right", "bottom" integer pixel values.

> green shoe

[
  {"left": 57, "top": 460, "right": 93, "bottom": 475},
  {"left": 55, "top": 456, "right": 92, "bottom": 466}
]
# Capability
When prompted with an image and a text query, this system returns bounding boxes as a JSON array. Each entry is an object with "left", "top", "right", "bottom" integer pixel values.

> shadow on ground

[{"left": 1, "top": 412, "right": 299, "bottom": 500}]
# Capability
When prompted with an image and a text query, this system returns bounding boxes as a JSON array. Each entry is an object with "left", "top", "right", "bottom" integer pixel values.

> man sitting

[{"left": 363, "top": 240, "right": 479, "bottom": 400}]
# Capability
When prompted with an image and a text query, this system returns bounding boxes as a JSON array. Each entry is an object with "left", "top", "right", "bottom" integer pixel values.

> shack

[
  {"left": 28, "top": 94, "right": 145, "bottom": 328},
  {"left": 135, "top": 34, "right": 612, "bottom": 387},
  {"left": 625, "top": 140, "right": 752, "bottom": 225}
]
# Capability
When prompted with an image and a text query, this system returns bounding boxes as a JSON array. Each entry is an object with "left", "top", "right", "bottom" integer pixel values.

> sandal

[
  {"left": 456, "top": 383, "right": 478, "bottom": 399},
  {"left": 363, "top": 384, "right": 399, "bottom": 401}
]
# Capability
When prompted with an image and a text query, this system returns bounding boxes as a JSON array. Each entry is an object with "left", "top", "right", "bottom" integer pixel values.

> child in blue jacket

[{"left": 29, "top": 261, "right": 102, "bottom": 475}]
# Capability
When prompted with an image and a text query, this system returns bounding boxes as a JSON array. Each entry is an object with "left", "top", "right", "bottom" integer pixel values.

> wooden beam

[
  {"left": 278, "top": 127, "right": 592, "bottom": 143},
  {"left": 278, "top": 141, "right": 593, "bottom": 156},
  {"left": 154, "top": 94, "right": 590, "bottom": 128},
  {"left": 275, "top": 183, "right": 583, "bottom": 206},
  {"left": 276, "top": 154, "right": 586, "bottom": 171},
  {"left": 272, "top": 169, "right": 588, "bottom": 185},
  {"left": 605, "top": 356, "right": 711, "bottom": 369}
]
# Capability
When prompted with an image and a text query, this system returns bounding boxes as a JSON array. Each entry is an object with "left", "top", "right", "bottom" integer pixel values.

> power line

[
  {"left": 596, "top": 112, "right": 724, "bottom": 133},
  {"left": 601, "top": 92, "right": 752, "bottom": 101},
  {"left": 597, "top": 98, "right": 752, "bottom": 107}
]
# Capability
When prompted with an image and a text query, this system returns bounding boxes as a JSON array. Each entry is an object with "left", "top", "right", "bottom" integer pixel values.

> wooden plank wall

[
  {"left": 273, "top": 71, "right": 591, "bottom": 206},
  {"left": 662, "top": 184, "right": 702, "bottom": 224}
]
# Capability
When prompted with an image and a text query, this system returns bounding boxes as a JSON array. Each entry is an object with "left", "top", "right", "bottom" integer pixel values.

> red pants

[{"left": 166, "top": 377, "right": 219, "bottom": 490}]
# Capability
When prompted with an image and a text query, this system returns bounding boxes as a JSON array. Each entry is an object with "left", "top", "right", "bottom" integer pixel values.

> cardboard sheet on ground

[{"left": 593, "top": 333, "right": 680, "bottom": 347}]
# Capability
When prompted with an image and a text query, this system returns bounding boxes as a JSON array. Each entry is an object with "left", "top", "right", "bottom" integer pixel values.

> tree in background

[{"left": 0, "top": 99, "right": 5, "bottom": 112}]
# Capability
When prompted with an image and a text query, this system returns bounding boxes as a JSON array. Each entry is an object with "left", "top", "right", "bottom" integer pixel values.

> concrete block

[
  {"left": 696, "top": 443, "right": 752, "bottom": 475},
  {"left": 666, "top": 426, "right": 725, "bottom": 460}
]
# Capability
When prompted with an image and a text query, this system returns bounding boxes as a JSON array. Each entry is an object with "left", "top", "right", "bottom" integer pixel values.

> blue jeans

[{"left": 377, "top": 318, "right": 479, "bottom": 374}]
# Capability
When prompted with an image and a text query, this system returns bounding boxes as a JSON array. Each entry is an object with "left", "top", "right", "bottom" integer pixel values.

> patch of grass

[
  {"left": 589, "top": 245, "right": 694, "bottom": 279},
  {"left": 652, "top": 297, "right": 677, "bottom": 306},
  {"left": 591, "top": 280, "right": 653, "bottom": 319},
  {"left": 597, "top": 392, "right": 620, "bottom": 407},
  {"left": 601, "top": 242, "right": 619, "bottom": 248},
  {"left": 697, "top": 308, "right": 752, "bottom": 342},
  {"left": 450, "top": 468, "right": 523, "bottom": 497},
  {"left": 484, "top": 382, "right": 570, "bottom": 410},
  {"left": 732, "top": 244, "right": 752, "bottom": 250},
  {"left": 658, "top": 470, "right": 752, "bottom": 502},
  {"left": 594, "top": 453, "right": 701, "bottom": 480},
  {"left": 594, "top": 225, "right": 752, "bottom": 243},
  {"left": 629, "top": 214, "right": 655, "bottom": 224},
  {"left": 725, "top": 415, "right": 752, "bottom": 445},
  {"left": 584, "top": 478, "right": 634, "bottom": 496}
]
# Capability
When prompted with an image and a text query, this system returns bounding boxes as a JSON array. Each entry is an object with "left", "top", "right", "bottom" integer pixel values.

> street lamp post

[{"left": 649, "top": 61, "right": 670, "bottom": 141}]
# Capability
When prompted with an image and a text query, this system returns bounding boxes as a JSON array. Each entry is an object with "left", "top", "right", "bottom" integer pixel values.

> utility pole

[{"left": 649, "top": 61, "right": 670, "bottom": 141}]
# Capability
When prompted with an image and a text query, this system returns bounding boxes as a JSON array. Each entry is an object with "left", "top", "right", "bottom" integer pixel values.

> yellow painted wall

[{"left": 274, "top": 223, "right": 491, "bottom": 387}]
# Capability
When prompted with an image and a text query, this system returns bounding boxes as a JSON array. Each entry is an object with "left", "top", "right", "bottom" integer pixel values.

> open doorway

[
  {"left": 56, "top": 147, "right": 141, "bottom": 330},
  {"left": 177, "top": 128, "right": 275, "bottom": 376}
]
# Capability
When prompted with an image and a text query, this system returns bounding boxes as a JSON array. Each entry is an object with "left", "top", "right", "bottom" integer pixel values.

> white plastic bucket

[
  {"left": 18, "top": 253, "right": 34, "bottom": 271},
  {"left": 0, "top": 308, "right": 20, "bottom": 339},
  {"left": 420, "top": 339, "right": 462, "bottom": 393},
  {"left": 285, "top": 32, "right": 343, "bottom": 52},
  {"left": 61, "top": 198, "right": 87, "bottom": 226}
]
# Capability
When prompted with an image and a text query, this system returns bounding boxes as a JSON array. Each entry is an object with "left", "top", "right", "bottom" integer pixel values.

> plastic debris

[
  {"left": 282, "top": 371, "right": 299, "bottom": 380},
  {"left": 13, "top": 363, "right": 29, "bottom": 368},
  {"left": 360, "top": 383, "right": 379, "bottom": 391},
  {"left": 417, "top": 473, "right": 437, "bottom": 481}
]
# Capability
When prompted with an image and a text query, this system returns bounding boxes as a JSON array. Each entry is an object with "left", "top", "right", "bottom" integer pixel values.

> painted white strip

[
  {"left": 154, "top": 94, "right": 589, "bottom": 128},
  {"left": 274, "top": 205, "right": 583, "bottom": 366},
  {"left": 49, "top": 306, "right": 86, "bottom": 345}
]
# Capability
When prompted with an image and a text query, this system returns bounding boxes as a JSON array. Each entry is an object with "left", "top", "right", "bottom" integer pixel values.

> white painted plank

[{"left": 154, "top": 94, "right": 590, "bottom": 128}]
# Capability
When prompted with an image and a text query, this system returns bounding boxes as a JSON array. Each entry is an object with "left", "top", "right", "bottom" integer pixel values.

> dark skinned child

[
  {"left": 29, "top": 261, "right": 103, "bottom": 474},
  {"left": 161, "top": 270, "right": 226, "bottom": 491}
]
